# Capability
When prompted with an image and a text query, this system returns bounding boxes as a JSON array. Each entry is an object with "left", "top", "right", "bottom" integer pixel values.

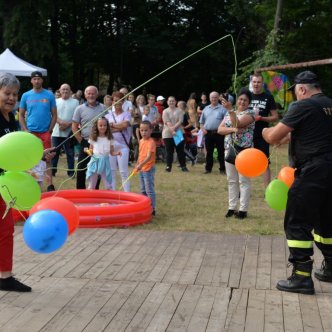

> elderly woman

[
  {"left": 0, "top": 73, "right": 31, "bottom": 291},
  {"left": 218, "top": 88, "right": 255, "bottom": 219},
  {"left": 105, "top": 91, "right": 131, "bottom": 191}
]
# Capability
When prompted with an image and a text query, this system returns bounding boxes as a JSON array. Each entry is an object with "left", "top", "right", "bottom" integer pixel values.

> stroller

[
  {"left": 184, "top": 128, "right": 198, "bottom": 165},
  {"left": 151, "top": 126, "right": 166, "bottom": 162}
]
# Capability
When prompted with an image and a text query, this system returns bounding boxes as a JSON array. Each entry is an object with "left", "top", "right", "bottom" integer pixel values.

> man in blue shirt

[
  {"left": 200, "top": 91, "right": 227, "bottom": 174},
  {"left": 19, "top": 71, "right": 57, "bottom": 191}
]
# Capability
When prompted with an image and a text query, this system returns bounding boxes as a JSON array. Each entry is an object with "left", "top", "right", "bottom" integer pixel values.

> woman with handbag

[
  {"left": 218, "top": 88, "right": 255, "bottom": 219},
  {"left": 105, "top": 92, "right": 131, "bottom": 191}
]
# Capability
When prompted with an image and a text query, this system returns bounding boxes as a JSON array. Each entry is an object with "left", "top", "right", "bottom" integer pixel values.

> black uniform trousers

[
  {"left": 204, "top": 131, "right": 225, "bottom": 172},
  {"left": 285, "top": 153, "right": 332, "bottom": 262}
]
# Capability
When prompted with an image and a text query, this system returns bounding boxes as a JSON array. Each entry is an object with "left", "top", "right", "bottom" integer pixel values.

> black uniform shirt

[
  {"left": 0, "top": 111, "right": 16, "bottom": 137},
  {"left": 281, "top": 93, "right": 332, "bottom": 167},
  {"left": 0, "top": 111, "right": 17, "bottom": 173}
]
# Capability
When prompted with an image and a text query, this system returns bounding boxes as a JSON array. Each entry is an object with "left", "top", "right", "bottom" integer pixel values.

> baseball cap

[
  {"left": 31, "top": 71, "right": 43, "bottom": 78},
  {"left": 288, "top": 70, "right": 319, "bottom": 90},
  {"left": 157, "top": 95, "right": 165, "bottom": 101}
]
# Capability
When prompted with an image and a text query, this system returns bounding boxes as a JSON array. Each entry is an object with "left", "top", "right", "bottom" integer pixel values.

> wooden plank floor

[{"left": 1, "top": 228, "right": 332, "bottom": 331}]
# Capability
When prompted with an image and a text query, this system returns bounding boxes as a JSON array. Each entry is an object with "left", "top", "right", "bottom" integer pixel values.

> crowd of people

[
  {"left": 2, "top": 69, "right": 332, "bottom": 295},
  {"left": 14, "top": 71, "right": 282, "bottom": 219}
]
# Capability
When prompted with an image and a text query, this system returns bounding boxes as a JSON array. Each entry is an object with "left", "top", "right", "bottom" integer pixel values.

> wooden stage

[{"left": 1, "top": 227, "right": 332, "bottom": 331}]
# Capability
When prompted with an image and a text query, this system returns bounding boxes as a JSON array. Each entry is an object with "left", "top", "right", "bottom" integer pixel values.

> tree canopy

[{"left": 0, "top": 0, "right": 331, "bottom": 98}]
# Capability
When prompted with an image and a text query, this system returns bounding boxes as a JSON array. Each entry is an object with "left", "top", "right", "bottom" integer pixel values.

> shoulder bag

[{"left": 110, "top": 110, "right": 135, "bottom": 161}]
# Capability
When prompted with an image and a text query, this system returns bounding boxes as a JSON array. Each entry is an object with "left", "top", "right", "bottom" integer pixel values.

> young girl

[{"left": 85, "top": 117, "right": 121, "bottom": 189}]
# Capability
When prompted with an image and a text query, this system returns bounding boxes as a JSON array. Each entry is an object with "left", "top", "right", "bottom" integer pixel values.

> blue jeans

[
  {"left": 51, "top": 136, "right": 75, "bottom": 176},
  {"left": 139, "top": 166, "right": 156, "bottom": 210}
]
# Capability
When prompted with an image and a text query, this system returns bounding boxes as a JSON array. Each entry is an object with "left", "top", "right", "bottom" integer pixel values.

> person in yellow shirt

[{"left": 134, "top": 120, "right": 156, "bottom": 216}]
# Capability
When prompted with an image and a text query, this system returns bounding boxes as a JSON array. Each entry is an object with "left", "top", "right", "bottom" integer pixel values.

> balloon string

[
  {"left": 0, "top": 184, "right": 23, "bottom": 216},
  {"left": 268, "top": 145, "right": 279, "bottom": 179}
]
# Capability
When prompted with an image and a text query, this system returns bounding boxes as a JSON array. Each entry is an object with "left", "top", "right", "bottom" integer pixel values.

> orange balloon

[
  {"left": 235, "top": 148, "right": 268, "bottom": 177},
  {"left": 278, "top": 166, "right": 295, "bottom": 188},
  {"left": 30, "top": 197, "right": 79, "bottom": 235}
]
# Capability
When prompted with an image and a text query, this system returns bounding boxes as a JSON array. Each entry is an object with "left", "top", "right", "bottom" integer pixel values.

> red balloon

[
  {"left": 30, "top": 197, "right": 79, "bottom": 235},
  {"left": 235, "top": 148, "right": 268, "bottom": 177},
  {"left": 278, "top": 166, "right": 295, "bottom": 188}
]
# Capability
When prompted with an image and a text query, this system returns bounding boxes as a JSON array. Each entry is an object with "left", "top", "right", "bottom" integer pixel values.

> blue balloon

[{"left": 23, "top": 209, "right": 68, "bottom": 254}]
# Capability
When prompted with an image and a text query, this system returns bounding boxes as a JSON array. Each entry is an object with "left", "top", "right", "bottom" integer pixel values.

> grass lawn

[{"left": 51, "top": 144, "right": 290, "bottom": 235}]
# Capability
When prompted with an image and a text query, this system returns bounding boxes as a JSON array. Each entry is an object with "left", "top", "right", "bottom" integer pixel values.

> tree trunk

[
  {"left": 274, "top": 0, "right": 284, "bottom": 32},
  {"left": 272, "top": 0, "right": 284, "bottom": 47}
]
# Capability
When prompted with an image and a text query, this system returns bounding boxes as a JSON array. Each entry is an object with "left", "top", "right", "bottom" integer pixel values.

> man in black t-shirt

[
  {"left": 263, "top": 71, "right": 332, "bottom": 295},
  {"left": 249, "top": 73, "right": 278, "bottom": 187}
]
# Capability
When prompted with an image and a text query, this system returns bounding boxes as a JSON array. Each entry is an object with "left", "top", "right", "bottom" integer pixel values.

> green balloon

[
  {"left": 265, "top": 179, "right": 289, "bottom": 211},
  {"left": 0, "top": 171, "right": 41, "bottom": 210},
  {"left": 0, "top": 132, "right": 43, "bottom": 171}
]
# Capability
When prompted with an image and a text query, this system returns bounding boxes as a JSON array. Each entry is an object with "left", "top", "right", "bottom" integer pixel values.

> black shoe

[
  {"left": 152, "top": 210, "right": 156, "bottom": 216},
  {"left": 220, "top": 169, "right": 226, "bottom": 174},
  {"left": 67, "top": 172, "right": 75, "bottom": 177},
  {"left": 204, "top": 170, "right": 211, "bottom": 174},
  {"left": 0, "top": 276, "right": 31, "bottom": 292},
  {"left": 47, "top": 184, "right": 55, "bottom": 192},
  {"left": 181, "top": 167, "right": 189, "bottom": 172},
  {"left": 235, "top": 211, "right": 247, "bottom": 219},
  {"left": 276, "top": 260, "right": 314, "bottom": 295},
  {"left": 314, "top": 258, "right": 332, "bottom": 282},
  {"left": 225, "top": 209, "right": 236, "bottom": 218},
  {"left": 165, "top": 166, "right": 171, "bottom": 172}
]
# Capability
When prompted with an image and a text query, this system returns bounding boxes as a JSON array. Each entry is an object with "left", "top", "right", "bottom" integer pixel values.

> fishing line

[
  {"left": 55, "top": 34, "right": 238, "bottom": 152},
  {"left": 53, "top": 34, "right": 239, "bottom": 190},
  {"left": 8, "top": 35, "right": 239, "bottom": 219}
]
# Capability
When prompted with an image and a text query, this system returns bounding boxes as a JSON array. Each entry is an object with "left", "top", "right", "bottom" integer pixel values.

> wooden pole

[{"left": 256, "top": 58, "right": 332, "bottom": 73}]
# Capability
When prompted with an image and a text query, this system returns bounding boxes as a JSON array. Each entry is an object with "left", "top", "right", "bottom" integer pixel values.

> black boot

[
  {"left": 314, "top": 257, "right": 332, "bottom": 282},
  {"left": 276, "top": 260, "right": 315, "bottom": 295}
]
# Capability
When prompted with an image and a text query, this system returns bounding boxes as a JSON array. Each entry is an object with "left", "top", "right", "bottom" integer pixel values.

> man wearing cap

[
  {"left": 263, "top": 70, "right": 332, "bottom": 295},
  {"left": 19, "top": 71, "right": 57, "bottom": 192},
  {"left": 155, "top": 95, "right": 165, "bottom": 122}
]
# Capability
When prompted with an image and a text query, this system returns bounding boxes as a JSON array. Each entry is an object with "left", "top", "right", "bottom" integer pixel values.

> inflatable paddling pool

[{"left": 13, "top": 190, "right": 153, "bottom": 228}]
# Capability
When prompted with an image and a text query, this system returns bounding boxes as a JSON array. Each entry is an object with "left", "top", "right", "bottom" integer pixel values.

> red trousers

[{"left": 0, "top": 198, "right": 14, "bottom": 271}]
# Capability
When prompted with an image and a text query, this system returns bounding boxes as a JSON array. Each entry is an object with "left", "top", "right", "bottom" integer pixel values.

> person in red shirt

[{"left": 155, "top": 95, "right": 165, "bottom": 123}]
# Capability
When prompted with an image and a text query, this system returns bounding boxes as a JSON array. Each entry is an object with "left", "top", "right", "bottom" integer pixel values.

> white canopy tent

[{"left": 0, "top": 48, "right": 47, "bottom": 77}]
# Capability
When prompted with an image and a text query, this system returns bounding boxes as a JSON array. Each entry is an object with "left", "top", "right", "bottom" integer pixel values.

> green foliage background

[{"left": 0, "top": 0, "right": 331, "bottom": 98}]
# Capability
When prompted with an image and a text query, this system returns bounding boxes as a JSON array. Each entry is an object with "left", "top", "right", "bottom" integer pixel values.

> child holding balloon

[{"left": 85, "top": 117, "right": 121, "bottom": 189}]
